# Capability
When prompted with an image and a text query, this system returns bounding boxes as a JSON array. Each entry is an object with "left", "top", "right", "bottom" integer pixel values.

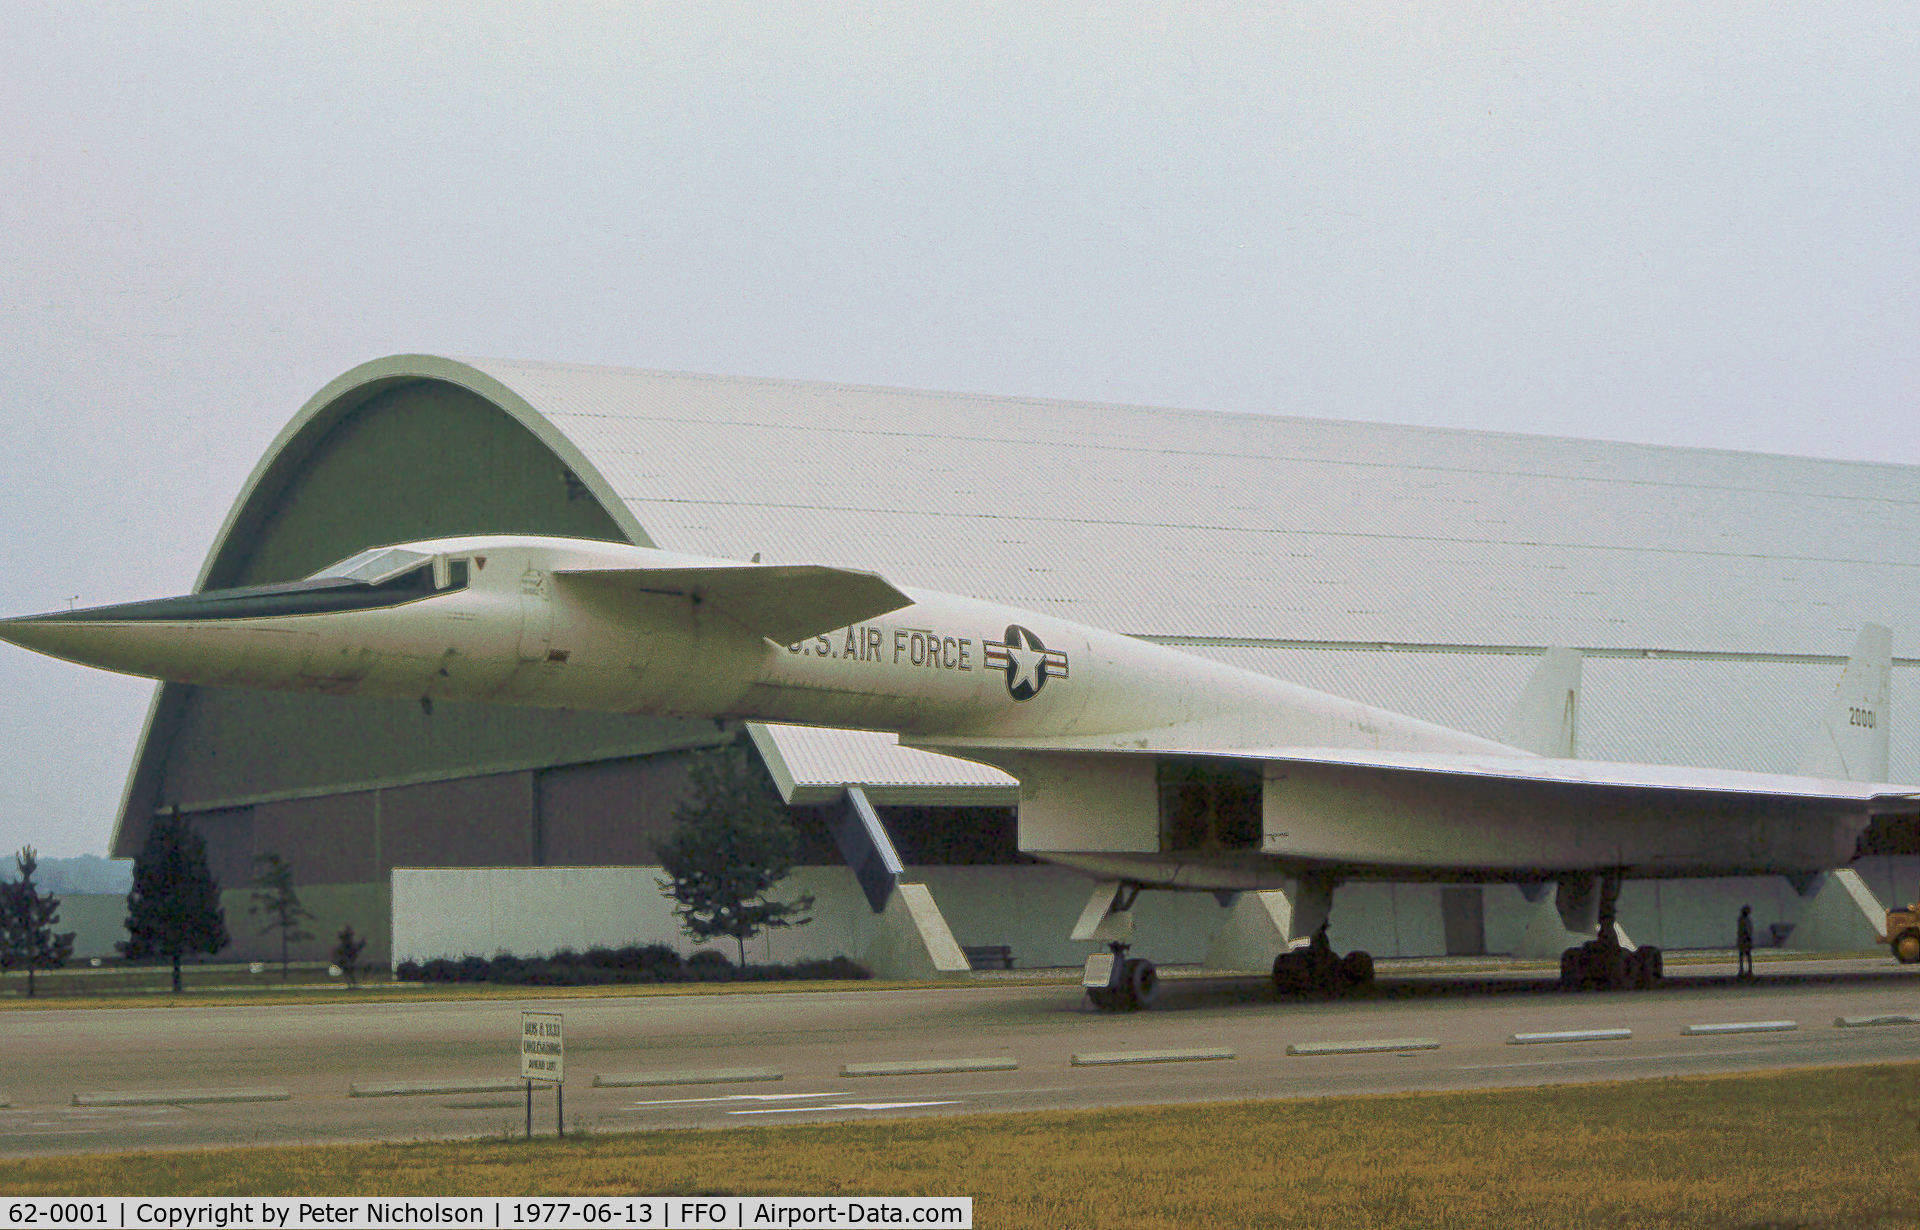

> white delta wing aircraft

[{"left": 5, "top": 534, "right": 1915, "bottom": 1010}]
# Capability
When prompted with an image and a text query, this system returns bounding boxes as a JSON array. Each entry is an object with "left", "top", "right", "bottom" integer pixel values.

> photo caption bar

[{"left": 2, "top": 1199, "right": 971, "bottom": 1230}]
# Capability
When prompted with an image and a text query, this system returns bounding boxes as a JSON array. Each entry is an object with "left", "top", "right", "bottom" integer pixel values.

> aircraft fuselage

[{"left": 0, "top": 535, "right": 1892, "bottom": 888}]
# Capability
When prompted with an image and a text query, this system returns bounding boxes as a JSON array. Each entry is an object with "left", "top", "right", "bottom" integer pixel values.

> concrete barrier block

[
  {"left": 75, "top": 1088, "right": 291, "bottom": 1107},
  {"left": 1835, "top": 1013, "right": 1920, "bottom": 1028},
  {"left": 1070, "top": 1047, "right": 1234, "bottom": 1066},
  {"left": 840, "top": 1058, "right": 1018, "bottom": 1077},
  {"left": 1508, "top": 1029, "right": 1631, "bottom": 1045},
  {"left": 1287, "top": 1038, "right": 1440, "bottom": 1056},
  {"left": 348, "top": 1078, "right": 524, "bottom": 1098}
]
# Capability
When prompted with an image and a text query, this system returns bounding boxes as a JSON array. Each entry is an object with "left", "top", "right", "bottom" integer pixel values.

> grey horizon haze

[{"left": 2, "top": 4, "right": 1915, "bottom": 858}]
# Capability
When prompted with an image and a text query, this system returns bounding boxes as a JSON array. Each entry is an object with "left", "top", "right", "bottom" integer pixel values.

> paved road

[{"left": 3, "top": 957, "right": 1919, "bottom": 1157}]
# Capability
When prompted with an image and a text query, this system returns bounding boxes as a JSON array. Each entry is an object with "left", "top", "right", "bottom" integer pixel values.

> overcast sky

[{"left": 2, "top": 3, "right": 1916, "bottom": 857}]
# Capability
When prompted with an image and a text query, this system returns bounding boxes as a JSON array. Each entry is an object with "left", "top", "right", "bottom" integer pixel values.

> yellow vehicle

[{"left": 1887, "top": 903, "right": 1920, "bottom": 964}]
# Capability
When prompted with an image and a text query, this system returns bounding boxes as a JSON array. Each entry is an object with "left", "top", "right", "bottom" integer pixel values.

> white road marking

[
  {"left": 730, "top": 1101, "right": 964, "bottom": 1115},
  {"left": 1457, "top": 1048, "right": 1771, "bottom": 1072},
  {"left": 623, "top": 1092, "right": 847, "bottom": 1109}
]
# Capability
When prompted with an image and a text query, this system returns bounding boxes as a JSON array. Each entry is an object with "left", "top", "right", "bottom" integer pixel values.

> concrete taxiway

[{"left": 2, "top": 956, "right": 1917, "bottom": 1158}]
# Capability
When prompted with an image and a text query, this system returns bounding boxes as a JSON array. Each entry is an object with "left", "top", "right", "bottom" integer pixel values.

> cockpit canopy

[
  {"left": 308, "top": 546, "right": 469, "bottom": 593},
  {"left": 309, "top": 546, "right": 434, "bottom": 586}
]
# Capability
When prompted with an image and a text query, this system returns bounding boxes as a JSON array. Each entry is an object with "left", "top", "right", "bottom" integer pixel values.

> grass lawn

[{"left": 5, "top": 1063, "right": 1918, "bottom": 1228}]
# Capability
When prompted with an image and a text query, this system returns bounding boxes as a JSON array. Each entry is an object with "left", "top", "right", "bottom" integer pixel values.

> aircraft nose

[
  {"left": 0, "top": 614, "right": 63, "bottom": 656},
  {"left": 0, "top": 610, "right": 158, "bottom": 674},
  {"left": 0, "top": 580, "right": 357, "bottom": 680},
  {"left": 0, "top": 589, "right": 237, "bottom": 654}
]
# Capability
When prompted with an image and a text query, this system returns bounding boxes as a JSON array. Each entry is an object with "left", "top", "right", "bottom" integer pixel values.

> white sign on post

[{"left": 520, "top": 1011, "right": 564, "bottom": 1082}]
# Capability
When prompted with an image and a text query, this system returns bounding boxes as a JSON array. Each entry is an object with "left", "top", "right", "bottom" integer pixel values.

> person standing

[{"left": 1736, "top": 904, "right": 1755, "bottom": 980}]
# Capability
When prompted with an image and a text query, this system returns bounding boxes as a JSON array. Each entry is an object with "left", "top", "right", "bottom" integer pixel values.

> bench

[{"left": 963, "top": 945, "right": 1015, "bottom": 971}]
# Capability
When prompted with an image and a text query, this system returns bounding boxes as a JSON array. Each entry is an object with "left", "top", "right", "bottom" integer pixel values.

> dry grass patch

[{"left": 5, "top": 1064, "right": 1918, "bottom": 1228}]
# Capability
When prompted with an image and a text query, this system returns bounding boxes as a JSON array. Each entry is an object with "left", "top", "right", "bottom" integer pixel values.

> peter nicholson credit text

[{"left": 1, "top": 1198, "right": 972, "bottom": 1230}]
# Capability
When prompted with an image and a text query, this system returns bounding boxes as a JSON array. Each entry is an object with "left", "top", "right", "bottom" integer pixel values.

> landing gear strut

[
  {"left": 1085, "top": 941, "right": 1158, "bottom": 1012},
  {"left": 1559, "top": 875, "right": 1662, "bottom": 990}
]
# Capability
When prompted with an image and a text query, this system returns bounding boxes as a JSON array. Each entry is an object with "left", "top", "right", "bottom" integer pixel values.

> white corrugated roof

[
  {"left": 466, "top": 357, "right": 1920, "bottom": 644},
  {"left": 446, "top": 356, "right": 1920, "bottom": 792}
]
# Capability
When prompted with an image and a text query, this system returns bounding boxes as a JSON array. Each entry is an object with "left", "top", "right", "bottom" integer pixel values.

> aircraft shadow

[{"left": 1058, "top": 963, "right": 1920, "bottom": 1014}]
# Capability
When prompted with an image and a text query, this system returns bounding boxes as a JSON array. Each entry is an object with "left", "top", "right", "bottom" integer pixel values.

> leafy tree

[
  {"left": 332, "top": 925, "right": 368, "bottom": 988},
  {"left": 655, "top": 745, "right": 814, "bottom": 967},
  {"left": 247, "top": 852, "right": 313, "bottom": 979},
  {"left": 0, "top": 847, "right": 75, "bottom": 998},
  {"left": 120, "top": 807, "right": 229, "bottom": 993}
]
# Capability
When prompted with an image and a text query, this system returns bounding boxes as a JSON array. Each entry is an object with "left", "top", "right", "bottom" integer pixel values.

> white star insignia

[{"left": 1004, "top": 642, "right": 1045, "bottom": 695}]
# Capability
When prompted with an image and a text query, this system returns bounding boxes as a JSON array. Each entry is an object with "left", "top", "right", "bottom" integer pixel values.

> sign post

[{"left": 520, "top": 1011, "right": 564, "bottom": 1138}]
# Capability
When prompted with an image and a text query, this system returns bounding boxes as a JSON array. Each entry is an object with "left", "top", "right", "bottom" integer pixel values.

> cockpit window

[{"left": 309, "top": 547, "right": 433, "bottom": 586}]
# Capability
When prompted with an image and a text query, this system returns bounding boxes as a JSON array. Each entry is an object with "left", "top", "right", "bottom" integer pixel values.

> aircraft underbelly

[
  {"left": 1261, "top": 761, "right": 1861, "bottom": 876},
  {"left": 1012, "top": 751, "right": 1866, "bottom": 888}
]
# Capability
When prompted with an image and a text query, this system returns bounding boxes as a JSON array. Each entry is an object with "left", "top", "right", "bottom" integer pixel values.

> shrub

[
  {"left": 792, "top": 957, "right": 870, "bottom": 981},
  {"left": 686, "top": 949, "right": 733, "bottom": 981},
  {"left": 393, "top": 944, "right": 868, "bottom": 986},
  {"left": 633, "top": 944, "right": 683, "bottom": 980}
]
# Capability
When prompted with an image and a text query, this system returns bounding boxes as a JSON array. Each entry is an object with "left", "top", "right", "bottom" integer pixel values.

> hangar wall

[
  {"left": 391, "top": 864, "right": 1237, "bottom": 970},
  {"left": 176, "top": 748, "right": 760, "bottom": 965},
  {"left": 389, "top": 856, "right": 1920, "bottom": 971}
]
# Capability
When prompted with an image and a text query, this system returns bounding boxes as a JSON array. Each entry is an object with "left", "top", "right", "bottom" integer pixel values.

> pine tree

[
  {"left": 655, "top": 745, "right": 813, "bottom": 967},
  {"left": 247, "top": 852, "right": 313, "bottom": 979},
  {"left": 121, "top": 807, "right": 229, "bottom": 993},
  {"left": 0, "top": 847, "right": 75, "bottom": 998}
]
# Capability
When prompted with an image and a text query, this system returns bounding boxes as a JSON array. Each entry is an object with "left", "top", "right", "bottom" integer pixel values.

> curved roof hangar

[{"left": 112, "top": 354, "right": 1920, "bottom": 854}]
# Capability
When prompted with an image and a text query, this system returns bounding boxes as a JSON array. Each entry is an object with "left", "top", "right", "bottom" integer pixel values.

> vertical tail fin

[
  {"left": 1797, "top": 623, "right": 1892, "bottom": 782},
  {"left": 1500, "top": 647, "right": 1582, "bottom": 757}
]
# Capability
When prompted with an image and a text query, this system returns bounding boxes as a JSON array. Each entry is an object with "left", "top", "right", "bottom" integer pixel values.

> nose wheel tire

[{"left": 1125, "top": 957, "right": 1159, "bottom": 1008}]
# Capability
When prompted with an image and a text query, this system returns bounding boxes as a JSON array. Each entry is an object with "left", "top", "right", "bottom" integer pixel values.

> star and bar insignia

[{"left": 982, "top": 624, "right": 1069, "bottom": 701}]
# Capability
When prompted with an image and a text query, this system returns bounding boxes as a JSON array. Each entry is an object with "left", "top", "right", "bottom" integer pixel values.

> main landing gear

[
  {"left": 1272, "top": 922, "right": 1375, "bottom": 999},
  {"left": 1560, "top": 937, "right": 1662, "bottom": 990},
  {"left": 1558, "top": 875, "right": 1663, "bottom": 991},
  {"left": 1085, "top": 941, "right": 1158, "bottom": 1012}
]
